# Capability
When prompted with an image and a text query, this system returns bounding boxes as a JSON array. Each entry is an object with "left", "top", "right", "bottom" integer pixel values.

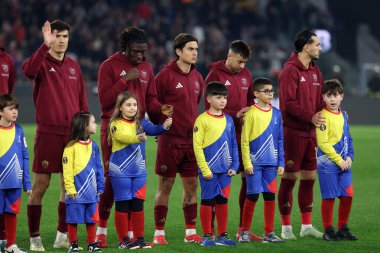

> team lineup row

[{"left": 0, "top": 19, "right": 357, "bottom": 252}]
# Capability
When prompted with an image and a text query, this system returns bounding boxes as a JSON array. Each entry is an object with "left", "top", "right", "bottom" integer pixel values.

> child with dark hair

[
  {"left": 62, "top": 112, "right": 104, "bottom": 252},
  {"left": 239, "top": 77, "right": 285, "bottom": 243},
  {"left": 0, "top": 94, "right": 31, "bottom": 253},
  {"left": 193, "top": 82, "right": 239, "bottom": 247},
  {"left": 317, "top": 79, "right": 357, "bottom": 241}
]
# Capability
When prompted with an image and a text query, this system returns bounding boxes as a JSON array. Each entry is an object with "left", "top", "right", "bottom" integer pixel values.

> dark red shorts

[
  {"left": 33, "top": 133, "right": 69, "bottom": 173},
  {"left": 284, "top": 131, "right": 317, "bottom": 172},
  {"left": 155, "top": 144, "right": 198, "bottom": 178}
]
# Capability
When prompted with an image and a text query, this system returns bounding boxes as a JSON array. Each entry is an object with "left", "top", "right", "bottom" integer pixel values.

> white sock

[
  {"left": 128, "top": 231, "right": 134, "bottom": 239},
  {"left": 96, "top": 227, "right": 107, "bottom": 235},
  {"left": 185, "top": 229, "right": 196, "bottom": 236},
  {"left": 282, "top": 225, "right": 292, "bottom": 233},
  {"left": 55, "top": 231, "right": 67, "bottom": 240},
  {"left": 301, "top": 224, "right": 312, "bottom": 231},
  {"left": 154, "top": 230, "right": 165, "bottom": 237}
]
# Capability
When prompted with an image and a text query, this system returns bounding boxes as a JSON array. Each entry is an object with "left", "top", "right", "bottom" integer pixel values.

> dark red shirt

[
  {"left": 205, "top": 60, "right": 254, "bottom": 141},
  {"left": 97, "top": 52, "right": 161, "bottom": 134},
  {"left": 22, "top": 44, "right": 88, "bottom": 135},
  {"left": 0, "top": 48, "right": 15, "bottom": 94},
  {"left": 279, "top": 52, "right": 324, "bottom": 137},
  {"left": 155, "top": 60, "right": 204, "bottom": 145}
]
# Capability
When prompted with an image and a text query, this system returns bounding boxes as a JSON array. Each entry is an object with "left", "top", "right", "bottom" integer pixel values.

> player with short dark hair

[
  {"left": 152, "top": 33, "right": 204, "bottom": 245},
  {"left": 204, "top": 40, "right": 260, "bottom": 241},
  {"left": 317, "top": 79, "right": 357, "bottom": 241},
  {"left": 277, "top": 30, "right": 325, "bottom": 240},
  {"left": 96, "top": 27, "right": 172, "bottom": 247},
  {"left": 22, "top": 19, "right": 89, "bottom": 251},
  {"left": 0, "top": 94, "right": 31, "bottom": 253},
  {"left": 194, "top": 81, "right": 238, "bottom": 247}
]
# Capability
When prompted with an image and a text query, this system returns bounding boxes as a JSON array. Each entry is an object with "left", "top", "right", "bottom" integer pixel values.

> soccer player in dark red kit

[
  {"left": 0, "top": 47, "right": 15, "bottom": 94},
  {"left": 22, "top": 20, "right": 89, "bottom": 251},
  {"left": 152, "top": 33, "right": 204, "bottom": 245},
  {"left": 204, "top": 40, "right": 261, "bottom": 242},
  {"left": 277, "top": 30, "right": 325, "bottom": 240},
  {"left": 96, "top": 27, "right": 172, "bottom": 247},
  {"left": 0, "top": 46, "right": 16, "bottom": 250}
]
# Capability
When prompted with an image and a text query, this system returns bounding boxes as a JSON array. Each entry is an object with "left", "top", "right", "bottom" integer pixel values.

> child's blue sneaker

[
  {"left": 215, "top": 233, "right": 237, "bottom": 246},
  {"left": 201, "top": 234, "right": 216, "bottom": 247}
]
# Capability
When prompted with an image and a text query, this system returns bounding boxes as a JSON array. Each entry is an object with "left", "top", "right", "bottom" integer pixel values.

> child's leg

[
  {"left": 114, "top": 201, "right": 130, "bottom": 243},
  {"left": 86, "top": 223, "right": 96, "bottom": 244},
  {"left": 241, "top": 194, "right": 259, "bottom": 231},
  {"left": 67, "top": 224, "right": 78, "bottom": 243},
  {"left": 337, "top": 169, "right": 354, "bottom": 229},
  {"left": 215, "top": 195, "right": 228, "bottom": 236},
  {"left": 4, "top": 213, "right": 16, "bottom": 248},
  {"left": 321, "top": 198, "right": 335, "bottom": 231},
  {"left": 200, "top": 198, "right": 214, "bottom": 236},
  {"left": 263, "top": 192, "right": 276, "bottom": 235},
  {"left": 131, "top": 198, "right": 145, "bottom": 238},
  {"left": 262, "top": 167, "right": 278, "bottom": 234}
]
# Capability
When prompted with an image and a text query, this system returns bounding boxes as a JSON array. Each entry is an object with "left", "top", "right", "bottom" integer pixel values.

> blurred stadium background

[{"left": 1, "top": 0, "right": 380, "bottom": 123}]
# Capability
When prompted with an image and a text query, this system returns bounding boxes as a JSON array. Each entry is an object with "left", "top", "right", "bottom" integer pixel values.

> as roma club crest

[
  {"left": 69, "top": 67, "right": 76, "bottom": 75},
  {"left": 140, "top": 70, "right": 147, "bottom": 79},
  {"left": 286, "top": 160, "right": 294, "bottom": 168},
  {"left": 1, "top": 64, "right": 9, "bottom": 72},
  {"left": 42, "top": 160, "right": 49, "bottom": 169}
]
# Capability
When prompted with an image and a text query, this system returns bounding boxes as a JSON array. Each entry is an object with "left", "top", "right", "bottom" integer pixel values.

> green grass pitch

[{"left": 14, "top": 125, "right": 380, "bottom": 252}]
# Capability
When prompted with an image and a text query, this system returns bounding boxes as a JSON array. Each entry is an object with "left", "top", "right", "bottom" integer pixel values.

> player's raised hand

[
  {"left": 122, "top": 68, "right": 139, "bottom": 81},
  {"left": 163, "top": 117, "right": 172, "bottom": 130},
  {"left": 42, "top": 21, "right": 57, "bottom": 48},
  {"left": 161, "top": 104, "right": 174, "bottom": 117},
  {"left": 137, "top": 132, "right": 147, "bottom": 142},
  {"left": 245, "top": 167, "right": 254, "bottom": 175}
]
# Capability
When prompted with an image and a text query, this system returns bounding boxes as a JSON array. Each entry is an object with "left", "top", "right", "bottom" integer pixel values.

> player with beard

[{"left": 277, "top": 30, "right": 325, "bottom": 240}]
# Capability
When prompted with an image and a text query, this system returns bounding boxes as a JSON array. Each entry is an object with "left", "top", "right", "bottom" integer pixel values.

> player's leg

[
  {"left": 181, "top": 147, "right": 202, "bottom": 243},
  {"left": 153, "top": 145, "right": 178, "bottom": 244},
  {"left": 96, "top": 131, "right": 113, "bottom": 247},
  {"left": 28, "top": 172, "right": 51, "bottom": 251},
  {"left": 53, "top": 173, "right": 69, "bottom": 249},
  {"left": 278, "top": 130, "right": 303, "bottom": 240},
  {"left": 336, "top": 170, "right": 357, "bottom": 240},
  {"left": 298, "top": 137, "right": 322, "bottom": 238}
]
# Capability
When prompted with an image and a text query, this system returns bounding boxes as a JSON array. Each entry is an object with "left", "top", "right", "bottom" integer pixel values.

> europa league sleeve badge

[{"left": 320, "top": 124, "right": 326, "bottom": 131}]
